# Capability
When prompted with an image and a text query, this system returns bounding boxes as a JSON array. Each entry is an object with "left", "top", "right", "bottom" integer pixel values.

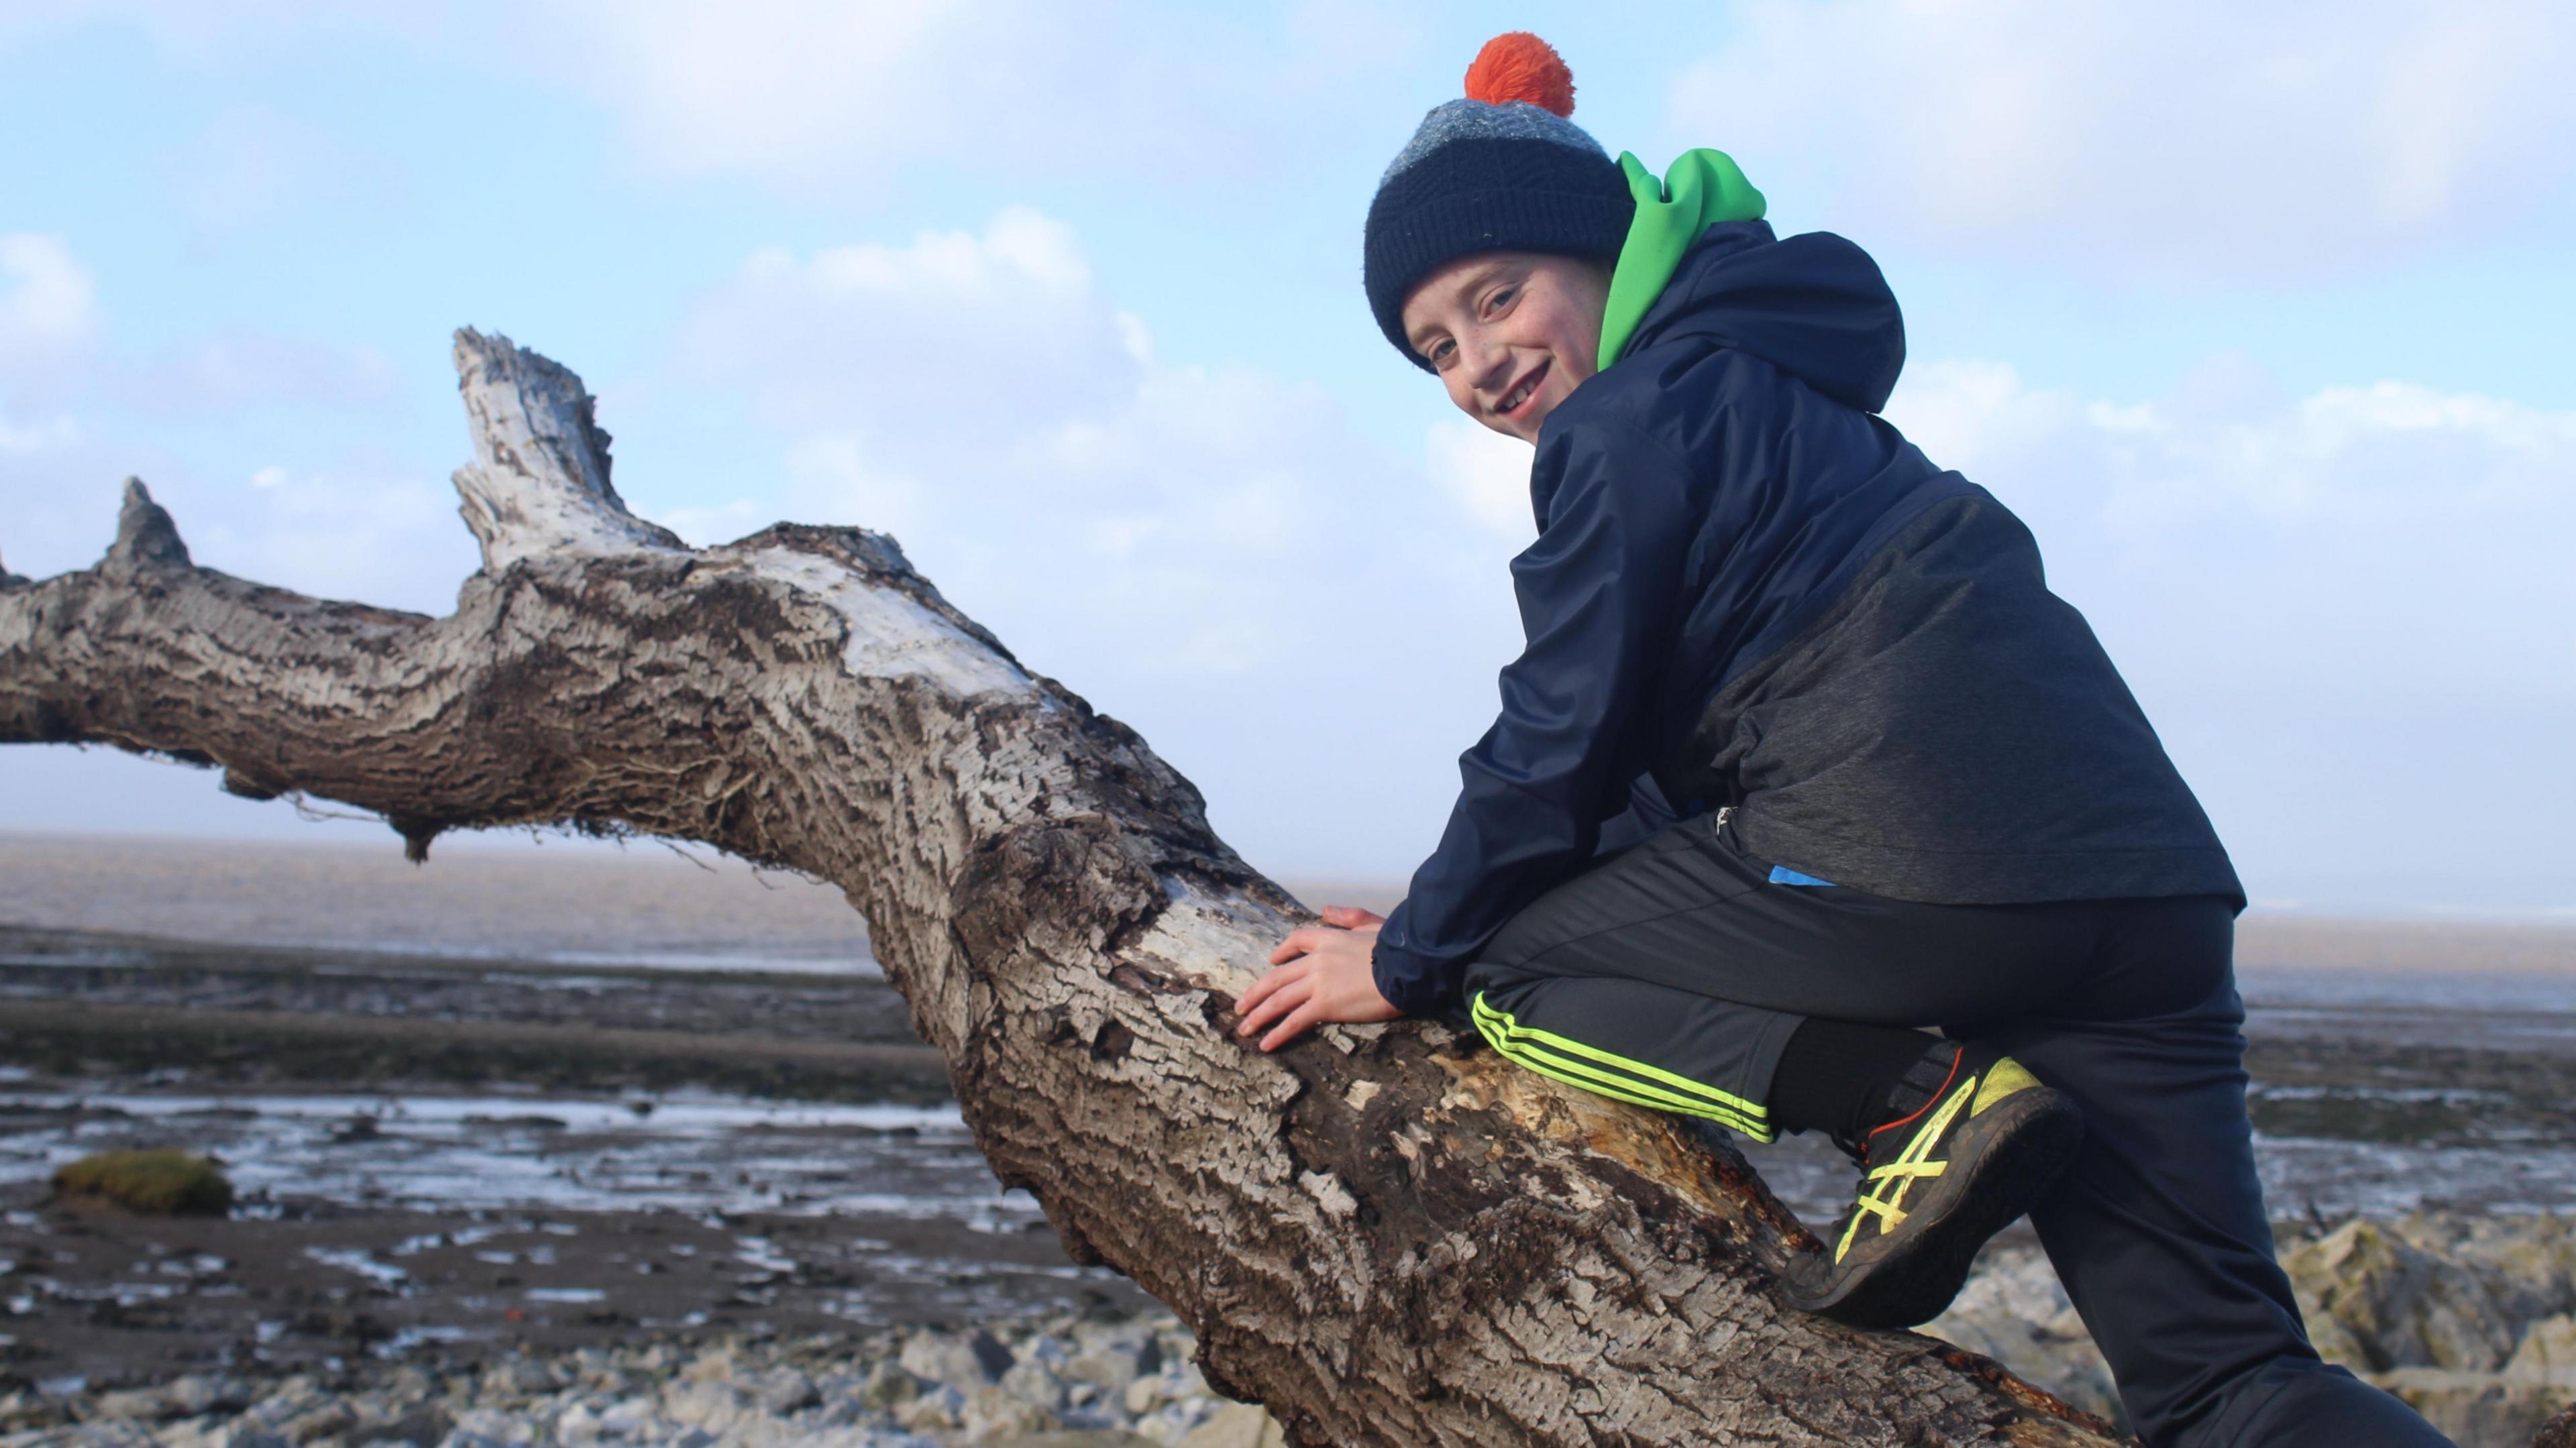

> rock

[
  {"left": 973, "top": 1422, "right": 1159, "bottom": 1432},
  {"left": 368, "top": 1408, "right": 452, "bottom": 1448},
  {"left": 89, "top": 1388, "right": 174, "bottom": 1422},
  {"left": 660, "top": 1380, "right": 745, "bottom": 1434},
  {"left": 245, "top": 1382, "right": 327, "bottom": 1430},
  {"left": 2509, "top": 1315, "right": 2576, "bottom": 1388},
  {"left": 597, "top": 1400, "right": 657, "bottom": 1437},
  {"left": 901, "top": 1329, "right": 1012, "bottom": 1389},
  {"left": 66, "top": 1421, "right": 168, "bottom": 1448},
  {"left": 445, "top": 1406, "right": 535, "bottom": 1447},
  {"left": 999, "top": 1360, "right": 1068, "bottom": 1414},
  {"left": 960, "top": 1383, "right": 1060, "bottom": 1441},
  {"left": 893, "top": 1384, "right": 965, "bottom": 1435},
  {"left": 1919, "top": 1245, "right": 2123, "bottom": 1427},
  {"left": 983, "top": 1435, "right": 1159, "bottom": 1447},
  {"left": 550, "top": 1402, "right": 603, "bottom": 1447},
  {"left": 49, "top": 1149, "right": 234, "bottom": 1216},
  {"left": 1123, "top": 1356, "right": 1210, "bottom": 1421},
  {"left": 2534, "top": 1399, "right": 2576, "bottom": 1448},
  {"left": 1176, "top": 1402, "right": 1285, "bottom": 1448},
  {"left": 754, "top": 1368, "right": 819, "bottom": 1415},
  {"left": 1062, "top": 1351, "right": 1141, "bottom": 1400},
  {"left": 168, "top": 1378, "right": 255, "bottom": 1419},
  {"left": 280, "top": 1400, "right": 356, "bottom": 1446},
  {"left": 2370, "top": 1368, "right": 2571, "bottom": 1448},
  {"left": 858, "top": 1361, "right": 923, "bottom": 1411},
  {"left": 2284, "top": 1219, "right": 2519, "bottom": 1372},
  {"left": 679, "top": 1347, "right": 740, "bottom": 1385},
  {"left": 0, "top": 1391, "right": 67, "bottom": 1433}
]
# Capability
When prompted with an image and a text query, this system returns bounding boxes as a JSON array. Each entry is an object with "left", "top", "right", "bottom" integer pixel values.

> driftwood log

[{"left": 0, "top": 330, "right": 2133, "bottom": 1446}]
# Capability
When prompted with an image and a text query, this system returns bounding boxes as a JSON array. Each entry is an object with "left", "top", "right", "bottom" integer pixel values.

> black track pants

[{"left": 1460, "top": 812, "right": 2451, "bottom": 1448}]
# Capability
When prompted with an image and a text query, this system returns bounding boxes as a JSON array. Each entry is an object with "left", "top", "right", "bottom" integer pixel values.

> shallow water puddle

[{"left": 0, "top": 1087, "right": 1042, "bottom": 1228}]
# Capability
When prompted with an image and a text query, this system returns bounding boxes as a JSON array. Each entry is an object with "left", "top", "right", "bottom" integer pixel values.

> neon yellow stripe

[
  {"left": 1470, "top": 994, "right": 1775, "bottom": 1143},
  {"left": 1470, "top": 994, "right": 1770, "bottom": 1121},
  {"left": 1496, "top": 1045, "right": 1722, "bottom": 1119},
  {"left": 1471, "top": 999, "right": 1748, "bottom": 1123},
  {"left": 1493, "top": 1034, "right": 1774, "bottom": 1140},
  {"left": 1472, "top": 1000, "right": 1759, "bottom": 1123},
  {"left": 1491, "top": 1026, "right": 1763, "bottom": 1128}
]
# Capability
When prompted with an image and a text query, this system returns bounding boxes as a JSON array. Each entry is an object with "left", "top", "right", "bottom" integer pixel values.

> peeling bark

[{"left": 0, "top": 329, "right": 2135, "bottom": 1447}]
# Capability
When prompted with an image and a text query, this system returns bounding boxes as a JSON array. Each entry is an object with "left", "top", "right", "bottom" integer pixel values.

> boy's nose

[{"left": 1470, "top": 344, "right": 1515, "bottom": 400}]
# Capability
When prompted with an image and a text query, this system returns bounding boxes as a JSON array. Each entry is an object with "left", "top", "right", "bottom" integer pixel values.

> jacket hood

[{"left": 1621, "top": 220, "right": 1907, "bottom": 413}]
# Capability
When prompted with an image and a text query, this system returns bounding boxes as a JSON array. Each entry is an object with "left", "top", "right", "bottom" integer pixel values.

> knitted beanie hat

[{"left": 1362, "top": 34, "right": 1634, "bottom": 370}]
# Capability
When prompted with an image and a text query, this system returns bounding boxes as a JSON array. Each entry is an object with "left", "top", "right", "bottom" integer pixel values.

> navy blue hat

[{"left": 1362, "top": 34, "right": 1633, "bottom": 370}]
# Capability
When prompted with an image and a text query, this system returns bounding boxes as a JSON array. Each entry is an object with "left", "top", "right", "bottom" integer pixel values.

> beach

[{"left": 3, "top": 830, "right": 2573, "bottom": 1445}]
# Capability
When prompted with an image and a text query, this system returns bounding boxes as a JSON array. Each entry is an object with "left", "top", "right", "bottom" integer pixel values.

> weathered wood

[{"left": 0, "top": 329, "right": 2132, "bottom": 1446}]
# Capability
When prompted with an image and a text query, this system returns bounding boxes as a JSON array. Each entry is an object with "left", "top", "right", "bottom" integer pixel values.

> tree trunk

[{"left": 0, "top": 329, "right": 2131, "bottom": 1447}]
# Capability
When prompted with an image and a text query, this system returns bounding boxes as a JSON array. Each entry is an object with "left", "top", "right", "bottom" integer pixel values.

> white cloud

[
  {"left": 476, "top": 0, "right": 1419, "bottom": 194},
  {"left": 1890, "top": 358, "right": 2576, "bottom": 581},
  {"left": 780, "top": 432, "right": 925, "bottom": 540},
  {"left": 1883, "top": 356, "right": 2576, "bottom": 896},
  {"left": 676, "top": 210, "right": 1334, "bottom": 671},
  {"left": 655, "top": 207, "right": 1535, "bottom": 871},
  {"left": 0, "top": 233, "right": 100, "bottom": 380},
  {"left": 183, "top": 460, "right": 476, "bottom": 613},
  {"left": 1668, "top": 0, "right": 2576, "bottom": 278},
  {"left": 1426, "top": 417, "right": 1535, "bottom": 536},
  {"left": 537, "top": 0, "right": 979, "bottom": 187},
  {"left": 6, "top": 1, "right": 1421, "bottom": 201},
  {"left": 681, "top": 208, "right": 1130, "bottom": 439},
  {"left": 2, "top": 443, "right": 470, "bottom": 616},
  {"left": 514, "top": 0, "right": 1240, "bottom": 190}
]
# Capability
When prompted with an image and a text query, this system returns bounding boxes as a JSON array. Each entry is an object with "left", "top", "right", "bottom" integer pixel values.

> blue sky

[{"left": 3, "top": 0, "right": 2571, "bottom": 916}]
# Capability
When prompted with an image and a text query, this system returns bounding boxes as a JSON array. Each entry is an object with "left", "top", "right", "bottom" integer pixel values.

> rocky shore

[
  {"left": 3, "top": 875, "right": 2567, "bottom": 1448},
  {"left": 0, "top": 1310, "right": 1271, "bottom": 1448},
  {"left": 1929, "top": 1211, "right": 2576, "bottom": 1447},
  {"left": 4, "top": 1213, "right": 2571, "bottom": 1448}
]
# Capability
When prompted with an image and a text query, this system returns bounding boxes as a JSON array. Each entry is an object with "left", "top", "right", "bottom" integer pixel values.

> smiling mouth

[{"left": 1495, "top": 360, "right": 1551, "bottom": 417}]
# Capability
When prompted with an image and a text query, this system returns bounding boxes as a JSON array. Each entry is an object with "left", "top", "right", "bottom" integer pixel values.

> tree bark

[{"left": 0, "top": 329, "right": 2132, "bottom": 1447}]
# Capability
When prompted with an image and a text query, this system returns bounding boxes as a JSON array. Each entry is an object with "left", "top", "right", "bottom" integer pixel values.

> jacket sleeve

[{"left": 1373, "top": 419, "right": 1700, "bottom": 1016}]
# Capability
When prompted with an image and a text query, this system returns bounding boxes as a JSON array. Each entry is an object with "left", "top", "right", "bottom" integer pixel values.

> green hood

[{"left": 1597, "top": 149, "right": 1768, "bottom": 370}]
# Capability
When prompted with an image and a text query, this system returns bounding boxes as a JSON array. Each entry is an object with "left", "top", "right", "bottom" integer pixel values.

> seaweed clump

[{"left": 51, "top": 1149, "right": 235, "bottom": 1216}]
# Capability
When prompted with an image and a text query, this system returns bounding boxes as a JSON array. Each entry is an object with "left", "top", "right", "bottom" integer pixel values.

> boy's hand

[{"left": 1235, "top": 905, "right": 1400, "bottom": 1051}]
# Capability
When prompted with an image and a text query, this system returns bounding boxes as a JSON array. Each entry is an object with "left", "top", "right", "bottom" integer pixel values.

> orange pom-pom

[{"left": 1464, "top": 32, "right": 1574, "bottom": 117}]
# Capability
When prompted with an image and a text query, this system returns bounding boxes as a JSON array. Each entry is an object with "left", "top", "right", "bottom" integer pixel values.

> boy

[{"left": 1232, "top": 32, "right": 2453, "bottom": 1448}]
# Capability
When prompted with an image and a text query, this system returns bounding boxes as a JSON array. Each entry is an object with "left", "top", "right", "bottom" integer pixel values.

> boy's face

[{"left": 1401, "top": 250, "right": 1612, "bottom": 445}]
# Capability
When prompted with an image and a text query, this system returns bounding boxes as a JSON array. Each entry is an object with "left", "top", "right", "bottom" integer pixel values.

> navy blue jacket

[{"left": 1371, "top": 221, "right": 2239, "bottom": 1017}]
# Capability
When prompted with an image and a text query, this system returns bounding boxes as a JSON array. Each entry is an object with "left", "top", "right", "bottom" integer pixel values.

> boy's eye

[
  {"left": 1427, "top": 339, "right": 1454, "bottom": 366},
  {"left": 1484, "top": 287, "right": 1517, "bottom": 316}
]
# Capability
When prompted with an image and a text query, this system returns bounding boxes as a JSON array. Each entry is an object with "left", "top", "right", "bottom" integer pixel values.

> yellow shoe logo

[{"left": 1970, "top": 1058, "right": 2040, "bottom": 1117}]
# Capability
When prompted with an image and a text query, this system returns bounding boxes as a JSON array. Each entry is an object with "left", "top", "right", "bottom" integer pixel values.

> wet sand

[
  {"left": 1, "top": 1188, "right": 1148, "bottom": 1394},
  {"left": 0, "top": 924, "right": 944, "bottom": 1103}
]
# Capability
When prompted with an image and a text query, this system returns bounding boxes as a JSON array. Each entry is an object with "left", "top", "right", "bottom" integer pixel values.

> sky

[{"left": 1, "top": 0, "right": 2571, "bottom": 917}]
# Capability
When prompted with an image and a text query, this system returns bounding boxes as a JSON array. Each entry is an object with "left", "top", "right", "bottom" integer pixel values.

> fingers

[
  {"left": 1267, "top": 926, "right": 1330, "bottom": 966},
  {"left": 1234, "top": 970, "right": 1311, "bottom": 1040},
  {"left": 1260, "top": 997, "right": 1332, "bottom": 1052},
  {"left": 1235, "top": 960, "right": 1299, "bottom": 1017},
  {"left": 1320, "top": 905, "right": 1386, "bottom": 930}
]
